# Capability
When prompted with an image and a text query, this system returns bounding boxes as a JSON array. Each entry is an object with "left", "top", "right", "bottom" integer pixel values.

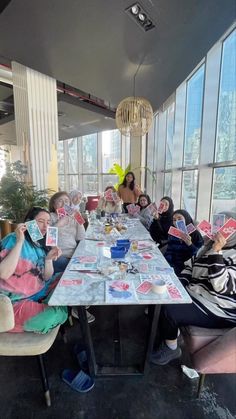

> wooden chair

[{"left": 0, "top": 294, "right": 60, "bottom": 406}]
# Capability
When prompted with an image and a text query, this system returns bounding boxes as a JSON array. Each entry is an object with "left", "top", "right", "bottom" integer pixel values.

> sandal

[
  {"left": 74, "top": 343, "right": 89, "bottom": 372},
  {"left": 61, "top": 369, "right": 94, "bottom": 393}
]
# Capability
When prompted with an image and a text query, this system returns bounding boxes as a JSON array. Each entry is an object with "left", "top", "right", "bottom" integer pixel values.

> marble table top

[{"left": 48, "top": 218, "right": 192, "bottom": 307}]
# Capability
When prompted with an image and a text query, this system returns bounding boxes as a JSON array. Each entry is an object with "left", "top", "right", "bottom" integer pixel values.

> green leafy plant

[
  {"left": 0, "top": 161, "right": 51, "bottom": 223},
  {"left": 109, "top": 163, "right": 156, "bottom": 190},
  {"left": 108, "top": 163, "right": 131, "bottom": 190}
]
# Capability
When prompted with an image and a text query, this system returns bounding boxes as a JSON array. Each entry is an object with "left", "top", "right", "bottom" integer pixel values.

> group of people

[{"left": 0, "top": 171, "right": 235, "bottom": 373}]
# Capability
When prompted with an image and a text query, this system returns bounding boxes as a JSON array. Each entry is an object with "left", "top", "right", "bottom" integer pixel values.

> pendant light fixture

[{"left": 116, "top": 64, "right": 153, "bottom": 136}]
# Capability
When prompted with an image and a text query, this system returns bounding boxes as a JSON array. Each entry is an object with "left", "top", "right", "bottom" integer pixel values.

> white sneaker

[{"left": 71, "top": 308, "right": 95, "bottom": 323}]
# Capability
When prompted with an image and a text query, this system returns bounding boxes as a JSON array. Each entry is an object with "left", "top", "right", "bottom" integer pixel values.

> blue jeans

[{"left": 53, "top": 256, "right": 70, "bottom": 273}]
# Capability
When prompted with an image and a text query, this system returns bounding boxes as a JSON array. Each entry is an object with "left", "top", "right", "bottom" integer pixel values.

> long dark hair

[
  {"left": 138, "top": 194, "right": 151, "bottom": 209},
  {"left": 24, "top": 206, "right": 50, "bottom": 250},
  {"left": 121, "top": 171, "right": 135, "bottom": 191}
]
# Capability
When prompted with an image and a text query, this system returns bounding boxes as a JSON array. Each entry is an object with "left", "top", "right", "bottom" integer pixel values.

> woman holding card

[
  {"left": 49, "top": 192, "right": 86, "bottom": 273},
  {"left": 97, "top": 186, "right": 122, "bottom": 215},
  {"left": 165, "top": 209, "right": 203, "bottom": 276},
  {"left": 0, "top": 207, "right": 68, "bottom": 333},
  {"left": 136, "top": 194, "right": 153, "bottom": 230},
  {"left": 151, "top": 228, "right": 236, "bottom": 366},
  {"left": 149, "top": 196, "right": 174, "bottom": 249},
  {"left": 118, "top": 172, "right": 142, "bottom": 213}
]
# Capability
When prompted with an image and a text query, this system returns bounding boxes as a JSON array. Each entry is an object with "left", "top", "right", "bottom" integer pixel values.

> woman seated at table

[
  {"left": 118, "top": 171, "right": 141, "bottom": 213},
  {"left": 97, "top": 186, "right": 122, "bottom": 215},
  {"left": 49, "top": 192, "right": 95, "bottom": 323},
  {"left": 151, "top": 229, "right": 236, "bottom": 365},
  {"left": 149, "top": 196, "right": 174, "bottom": 249},
  {"left": 69, "top": 189, "right": 88, "bottom": 229},
  {"left": 49, "top": 191, "right": 86, "bottom": 273},
  {"left": 165, "top": 209, "right": 203, "bottom": 276},
  {"left": 134, "top": 194, "right": 153, "bottom": 230},
  {"left": 0, "top": 207, "right": 68, "bottom": 333}
]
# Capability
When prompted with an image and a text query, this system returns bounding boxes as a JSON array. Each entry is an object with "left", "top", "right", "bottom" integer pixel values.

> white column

[{"left": 12, "top": 61, "right": 58, "bottom": 189}]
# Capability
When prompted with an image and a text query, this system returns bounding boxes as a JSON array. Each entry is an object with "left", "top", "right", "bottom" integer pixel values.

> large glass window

[
  {"left": 183, "top": 65, "right": 205, "bottom": 166},
  {"left": 165, "top": 103, "right": 175, "bottom": 170},
  {"left": 68, "top": 175, "right": 79, "bottom": 191},
  {"left": 68, "top": 138, "right": 78, "bottom": 173},
  {"left": 82, "top": 175, "right": 98, "bottom": 195},
  {"left": 57, "top": 141, "right": 65, "bottom": 174},
  {"left": 181, "top": 170, "right": 198, "bottom": 219},
  {"left": 164, "top": 172, "right": 172, "bottom": 197},
  {"left": 102, "top": 130, "right": 121, "bottom": 172},
  {"left": 82, "top": 134, "right": 97, "bottom": 173},
  {"left": 211, "top": 166, "right": 236, "bottom": 214},
  {"left": 102, "top": 174, "right": 119, "bottom": 190},
  {"left": 215, "top": 30, "right": 236, "bottom": 162}
]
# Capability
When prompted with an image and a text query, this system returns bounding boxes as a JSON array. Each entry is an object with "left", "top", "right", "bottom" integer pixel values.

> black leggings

[{"left": 158, "top": 302, "right": 235, "bottom": 340}]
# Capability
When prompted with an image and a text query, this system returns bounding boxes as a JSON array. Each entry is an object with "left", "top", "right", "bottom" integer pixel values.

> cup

[{"left": 152, "top": 279, "right": 166, "bottom": 294}]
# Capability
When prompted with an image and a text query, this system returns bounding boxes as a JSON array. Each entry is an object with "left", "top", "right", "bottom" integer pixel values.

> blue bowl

[
  {"left": 110, "top": 246, "right": 126, "bottom": 259},
  {"left": 116, "top": 239, "right": 130, "bottom": 252}
]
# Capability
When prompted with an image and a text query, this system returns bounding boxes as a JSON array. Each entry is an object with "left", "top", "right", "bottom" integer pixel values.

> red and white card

[
  {"left": 168, "top": 226, "right": 187, "bottom": 240},
  {"left": 127, "top": 204, "right": 140, "bottom": 215},
  {"left": 136, "top": 281, "right": 152, "bottom": 294},
  {"left": 56, "top": 207, "right": 66, "bottom": 218},
  {"left": 218, "top": 218, "right": 236, "bottom": 240},
  {"left": 167, "top": 285, "right": 182, "bottom": 300},
  {"left": 157, "top": 201, "right": 165, "bottom": 214},
  {"left": 73, "top": 211, "right": 85, "bottom": 225},
  {"left": 60, "top": 278, "right": 83, "bottom": 287},
  {"left": 146, "top": 203, "right": 158, "bottom": 215},
  {"left": 104, "top": 189, "right": 114, "bottom": 202},
  {"left": 197, "top": 220, "right": 213, "bottom": 239}
]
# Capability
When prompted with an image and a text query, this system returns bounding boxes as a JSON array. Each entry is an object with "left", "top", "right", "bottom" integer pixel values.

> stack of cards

[{"left": 127, "top": 204, "right": 140, "bottom": 215}]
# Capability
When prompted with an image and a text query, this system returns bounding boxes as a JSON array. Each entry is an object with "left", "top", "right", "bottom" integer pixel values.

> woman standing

[
  {"left": 118, "top": 171, "right": 141, "bottom": 213},
  {"left": 0, "top": 207, "right": 67, "bottom": 333}
]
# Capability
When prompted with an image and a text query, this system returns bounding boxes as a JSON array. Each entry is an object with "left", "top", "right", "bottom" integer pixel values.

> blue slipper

[
  {"left": 61, "top": 369, "right": 94, "bottom": 393},
  {"left": 74, "top": 343, "right": 89, "bottom": 372}
]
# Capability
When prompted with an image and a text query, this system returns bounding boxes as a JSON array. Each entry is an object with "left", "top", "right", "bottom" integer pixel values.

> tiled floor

[{"left": 0, "top": 306, "right": 235, "bottom": 419}]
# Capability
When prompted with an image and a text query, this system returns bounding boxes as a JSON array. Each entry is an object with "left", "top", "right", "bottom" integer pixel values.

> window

[
  {"left": 102, "top": 130, "right": 121, "bottom": 172},
  {"left": 215, "top": 30, "right": 236, "bottom": 162},
  {"left": 165, "top": 103, "right": 175, "bottom": 170},
  {"left": 181, "top": 170, "right": 198, "bottom": 219},
  {"left": 82, "top": 134, "right": 97, "bottom": 173},
  {"left": 102, "top": 174, "right": 119, "bottom": 190},
  {"left": 57, "top": 141, "right": 65, "bottom": 175},
  {"left": 164, "top": 172, "right": 172, "bottom": 197},
  {"left": 211, "top": 166, "right": 236, "bottom": 214},
  {"left": 82, "top": 175, "right": 98, "bottom": 195},
  {"left": 68, "top": 175, "right": 79, "bottom": 191},
  {"left": 68, "top": 138, "right": 78, "bottom": 173},
  {"left": 183, "top": 65, "right": 205, "bottom": 166}
]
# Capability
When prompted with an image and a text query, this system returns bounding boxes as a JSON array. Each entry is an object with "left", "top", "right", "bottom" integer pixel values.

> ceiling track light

[{"left": 125, "top": 3, "right": 155, "bottom": 32}]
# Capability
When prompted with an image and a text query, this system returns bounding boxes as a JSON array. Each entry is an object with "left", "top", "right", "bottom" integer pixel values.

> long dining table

[{"left": 48, "top": 216, "right": 192, "bottom": 377}]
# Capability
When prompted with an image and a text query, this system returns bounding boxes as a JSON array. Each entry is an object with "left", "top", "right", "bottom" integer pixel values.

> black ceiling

[{"left": 0, "top": 0, "right": 235, "bottom": 142}]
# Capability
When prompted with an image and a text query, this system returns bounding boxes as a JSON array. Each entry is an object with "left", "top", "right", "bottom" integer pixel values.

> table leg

[
  {"left": 77, "top": 306, "right": 97, "bottom": 377},
  {"left": 143, "top": 304, "right": 161, "bottom": 374}
]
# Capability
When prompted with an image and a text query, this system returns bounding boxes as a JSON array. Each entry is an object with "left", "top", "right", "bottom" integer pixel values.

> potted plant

[
  {"left": 108, "top": 163, "right": 156, "bottom": 190},
  {"left": 0, "top": 161, "right": 51, "bottom": 234}
]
